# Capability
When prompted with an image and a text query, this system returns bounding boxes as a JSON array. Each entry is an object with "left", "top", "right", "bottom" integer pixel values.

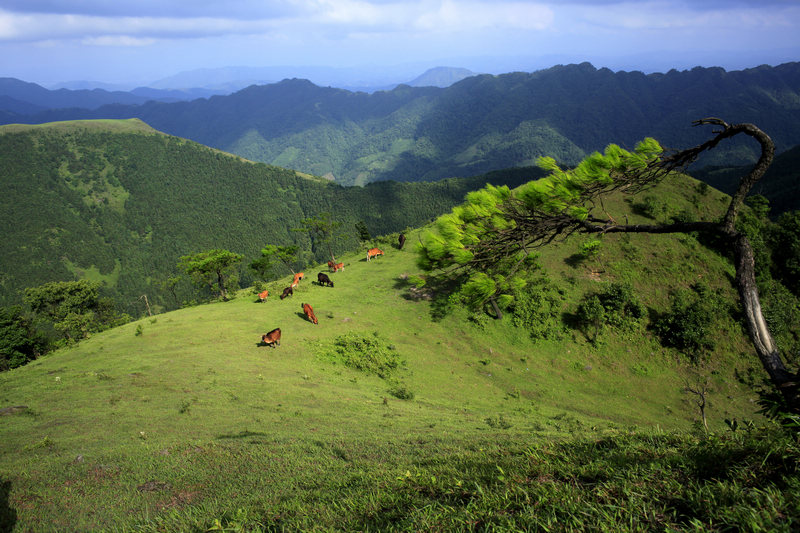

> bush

[
  {"left": 511, "top": 276, "right": 565, "bottom": 341},
  {"left": 327, "top": 332, "right": 403, "bottom": 378},
  {"left": 654, "top": 283, "right": 724, "bottom": 360},
  {"left": 575, "top": 282, "right": 646, "bottom": 343}
]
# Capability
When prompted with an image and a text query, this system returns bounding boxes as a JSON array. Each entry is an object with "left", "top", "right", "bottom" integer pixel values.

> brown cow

[
  {"left": 302, "top": 303, "right": 318, "bottom": 324},
  {"left": 291, "top": 272, "right": 304, "bottom": 289},
  {"left": 327, "top": 260, "right": 336, "bottom": 271},
  {"left": 332, "top": 262, "right": 344, "bottom": 272},
  {"left": 366, "top": 248, "right": 384, "bottom": 261},
  {"left": 317, "top": 272, "right": 334, "bottom": 287},
  {"left": 280, "top": 286, "right": 293, "bottom": 300},
  {"left": 258, "top": 289, "right": 269, "bottom": 302},
  {"left": 261, "top": 328, "right": 281, "bottom": 347},
  {"left": 398, "top": 233, "right": 406, "bottom": 250}
]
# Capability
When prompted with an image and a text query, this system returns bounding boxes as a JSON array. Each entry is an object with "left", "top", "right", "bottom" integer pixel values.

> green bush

[
  {"left": 575, "top": 282, "right": 646, "bottom": 343},
  {"left": 328, "top": 332, "right": 403, "bottom": 378},
  {"left": 511, "top": 276, "right": 565, "bottom": 341},
  {"left": 655, "top": 283, "right": 724, "bottom": 359}
]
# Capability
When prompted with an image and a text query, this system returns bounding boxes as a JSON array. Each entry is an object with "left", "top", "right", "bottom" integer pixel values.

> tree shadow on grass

[{"left": 0, "top": 479, "right": 16, "bottom": 533}]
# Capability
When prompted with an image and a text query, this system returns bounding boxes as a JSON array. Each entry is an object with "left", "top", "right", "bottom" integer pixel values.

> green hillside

[
  {"left": 0, "top": 119, "right": 543, "bottom": 315},
  {"left": 2, "top": 167, "right": 798, "bottom": 530}
]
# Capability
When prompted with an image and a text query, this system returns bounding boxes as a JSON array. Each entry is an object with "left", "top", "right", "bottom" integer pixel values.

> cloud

[{"left": 0, "top": 1, "right": 557, "bottom": 46}]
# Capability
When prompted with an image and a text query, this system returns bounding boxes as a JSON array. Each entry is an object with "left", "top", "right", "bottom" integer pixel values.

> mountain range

[{"left": 3, "top": 62, "right": 800, "bottom": 188}]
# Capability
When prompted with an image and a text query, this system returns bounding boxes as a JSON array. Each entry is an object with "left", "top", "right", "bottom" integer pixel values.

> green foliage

[
  {"left": 655, "top": 283, "right": 725, "bottom": 360},
  {"left": 326, "top": 331, "right": 403, "bottom": 378},
  {"left": 355, "top": 221, "right": 371, "bottom": 242},
  {"left": 387, "top": 382, "right": 415, "bottom": 400},
  {"left": 178, "top": 249, "right": 243, "bottom": 301},
  {"left": 769, "top": 211, "right": 800, "bottom": 297},
  {"left": 576, "top": 295, "right": 605, "bottom": 344},
  {"left": 250, "top": 244, "right": 300, "bottom": 280},
  {"left": 297, "top": 212, "right": 343, "bottom": 263},
  {"left": 416, "top": 140, "right": 664, "bottom": 318},
  {"left": 575, "top": 282, "right": 646, "bottom": 344},
  {"left": 510, "top": 275, "right": 566, "bottom": 341},
  {"left": 0, "top": 306, "right": 48, "bottom": 370},
  {"left": 579, "top": 238, "right": 602, "bottom": 259},
  {"left": 0, "top": 124, "right": 542, "bottom": 317},
  {"left": 23, "top": 280, "right": 128, "bottom": 342}
]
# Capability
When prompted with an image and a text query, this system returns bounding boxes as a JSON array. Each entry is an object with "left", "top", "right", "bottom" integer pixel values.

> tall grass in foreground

[{"left": 130, "top": 425, "right": 798, "bottom": 531}]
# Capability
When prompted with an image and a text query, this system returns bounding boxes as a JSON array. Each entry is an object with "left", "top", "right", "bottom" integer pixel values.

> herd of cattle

[{"left": 259, "top": 237, "right": 405, "bottom": 348}]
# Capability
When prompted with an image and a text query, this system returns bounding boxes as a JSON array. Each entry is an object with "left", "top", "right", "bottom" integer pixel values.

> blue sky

[{"left": 1, "top": 0, "right": 798, "bottom": 87}]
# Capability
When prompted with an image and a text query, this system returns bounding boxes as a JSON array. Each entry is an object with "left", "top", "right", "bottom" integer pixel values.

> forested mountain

[
  {"left": 0, "top": 119, "right": 542, "bottom": 315},
  {"left": 694, "top": 144, "right": 800, "bottom": 215},
  {"left": 4, "top": 62, "right": 800, "bottom": 187},
  {"left": 0, "top": 77, "right": 157, "bottom": 110}
]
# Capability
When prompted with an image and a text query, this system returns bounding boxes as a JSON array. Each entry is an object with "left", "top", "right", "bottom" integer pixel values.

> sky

[{"left": 1, "top": 0, "right": 799, "bottom": 88}]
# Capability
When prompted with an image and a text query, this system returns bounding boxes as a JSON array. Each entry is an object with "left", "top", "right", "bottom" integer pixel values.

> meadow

[{"left": 1, "top": 174, "right": 797, "bottom": 531}]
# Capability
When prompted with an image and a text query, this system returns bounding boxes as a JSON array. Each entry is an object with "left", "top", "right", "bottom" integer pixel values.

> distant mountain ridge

[{"left": 4, "top": 62, "right": 800, "bottom": 187}]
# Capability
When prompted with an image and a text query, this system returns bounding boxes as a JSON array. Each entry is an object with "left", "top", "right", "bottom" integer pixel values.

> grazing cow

[
  {"left": 317, "top": 272, "right": 334, "bottom": 287},
  {"left": 398, "top": 233, "right": 406, "bottom": 250},
  {"left": 302, "top": 303, "right": 318, "bottom": 324},
  {"left": 261, "top": 328, "right": 281, "bottom": 347},
  {"left": 291, "top": 272, "right": 304, "bottom": 289},
  {"left": 367, "top": 248, "right": 384, "bottom": 261},
  {"left": 327, "top": 260, "right": 336, "bottom": 271},
  {"left": 333, "top": 262, "right": 344, "bottom": 272},
  {"left": 258, "top": 289, "right": 269, "bottom": 302},
  {"left": 280, "top": 286, "right": 293, "bottom": 300}
]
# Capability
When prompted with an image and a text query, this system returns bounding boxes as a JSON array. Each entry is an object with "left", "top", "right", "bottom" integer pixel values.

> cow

[
  {"left": 291, "top": 272, "right": 304, "bottom": 289},
  {"left": 367, "top": 248, "right": 384, "bottom": 261},
  {"left": 261, "top": 328, "right": 281, "bottom": 347},
  {"left": 258, "top": 289, "right": 269, "bottom": 302},
  {"left": 280, "top": 286, "right": 293, "bottom": 300},
  {"left": 317, "top": 272, "right": 334, "bottom": 287},
  {"left": 302, "top": 303, "right": 318, "bottom": 324},
  {"left": 332, "top": 262, "right": 344, "bottom": 272},
  {"left": 398, "top": 233, "right": 406, "bottom": 250},
  {"left": 327, "top": 260, "right": 336, "bottom": 271}
]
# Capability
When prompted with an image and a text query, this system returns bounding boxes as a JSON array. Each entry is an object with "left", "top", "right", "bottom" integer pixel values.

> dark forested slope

[
  {"left": 4, "top": 63, "right": 800, "bottom": 186},
  {"left": 0, "top": 119, "right": 542, "bottom": 314}
]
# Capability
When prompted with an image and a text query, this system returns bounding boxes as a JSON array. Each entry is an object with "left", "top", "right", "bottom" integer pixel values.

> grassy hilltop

[{"left": 3, "top": 168, "right": 797, "bottom": 530}]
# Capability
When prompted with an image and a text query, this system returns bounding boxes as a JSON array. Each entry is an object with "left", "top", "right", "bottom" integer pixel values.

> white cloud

[{"left": 81, "top": 36, "right": 156, "bottom": 47}]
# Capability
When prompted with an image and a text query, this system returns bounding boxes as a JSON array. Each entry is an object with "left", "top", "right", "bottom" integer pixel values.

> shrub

[
  {"left": 575, "top": 282, "right": 646, "bottom": 343},
  {"left": 654, "top": 283, "right": 724, "bottom": 360},
  {"left": 328, "top": 332, "right": 403, "bottom": 378},
  {"left": 511, "top": 276, "right": 566, "bottom": 341}
]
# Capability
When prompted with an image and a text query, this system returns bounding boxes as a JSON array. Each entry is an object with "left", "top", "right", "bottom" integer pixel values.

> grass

[{"left": 0, "top": 175, "right": 793, "bottom": 530}]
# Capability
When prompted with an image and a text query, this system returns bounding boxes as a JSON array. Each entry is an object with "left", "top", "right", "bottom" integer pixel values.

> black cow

[
  {"left": 398, "top": 233, "right": 406, "bottom": 249},
  {"left": 317, "top": 272, "right": 334, "bottom": 287},
  {"left": 280, "top": 286, "right": 293, "bottom": 300}
]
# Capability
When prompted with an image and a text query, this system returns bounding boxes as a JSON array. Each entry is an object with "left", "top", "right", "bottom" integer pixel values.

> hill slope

[
  {"left": 5, "top": 62, "right": 800, "bottom": 186},
  {"left": 0, "top": 188, "right": 770, "bottom": 528},
  {"left": 692, "top": 143, "right": 800, "bottom": 215},
  {"left": 0, "top": 119, "right": 544, "bottom": 314}
]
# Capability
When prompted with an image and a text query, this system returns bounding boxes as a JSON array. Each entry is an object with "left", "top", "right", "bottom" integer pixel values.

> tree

[
  {"left": 0, "top": 306, "right": 48, "bottom": 370},
  {"left": 355, "top": 221, "right": 371, "bottom": 243},
  {"left": 178, "top": 249, "right": 243, "bottom": 301},
  {"left": 297, "top": 212, "right": 342, "bottom": 263},
  {"left": 23, "top": 279, "right": 127, "bottom": 342},
  {"left": 416, "top": 119, "right": 800, "bottom": 412},
  {"left": 250, "top": 244, "right": 301, "bottom": 279}
]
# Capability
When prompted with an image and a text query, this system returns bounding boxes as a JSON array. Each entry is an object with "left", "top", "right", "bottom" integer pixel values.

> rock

[{"left": 0, "top": 405, "right": 28, "bottom": 416}]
